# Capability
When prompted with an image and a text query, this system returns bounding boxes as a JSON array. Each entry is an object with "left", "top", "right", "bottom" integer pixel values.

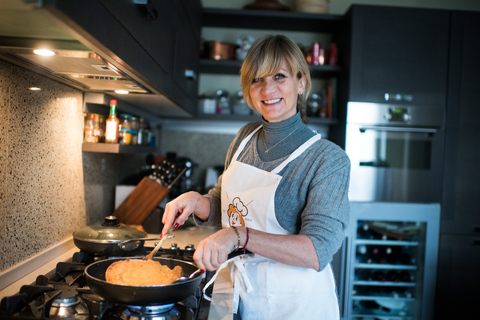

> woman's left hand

[{"left": 193, "top": 227, "right": 240, "bottom": 271}]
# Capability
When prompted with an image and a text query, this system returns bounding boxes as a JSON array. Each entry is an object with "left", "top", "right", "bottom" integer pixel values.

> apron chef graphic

[{"left": 204, "top": 126, "right": 340, "bottom": 319}]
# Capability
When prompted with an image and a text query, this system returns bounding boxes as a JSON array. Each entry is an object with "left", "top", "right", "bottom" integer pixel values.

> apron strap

[
  {"left": 202, "top": 254, "right": 266, "bottom": 314},
  {"left": 231, "top": 125, "right": 263, "bottom": 162},
  {"left": 272, "top": 134, "right": 321, "bottom": 174}
]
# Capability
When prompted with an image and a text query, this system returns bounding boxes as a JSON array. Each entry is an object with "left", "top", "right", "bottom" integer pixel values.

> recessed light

[
  {"left": 33, "top": 49, "right": 55, "bottom": 56},
  {"left": 29, "top": 87, "right": 41, "bottom": 91},
  {"left": 115, "top": 90, "right": 129, "bottom": 94}
]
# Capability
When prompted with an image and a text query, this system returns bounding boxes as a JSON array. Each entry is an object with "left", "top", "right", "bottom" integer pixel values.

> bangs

[{"left": 249, "top": 45, "right": 299, "bottom": 80}]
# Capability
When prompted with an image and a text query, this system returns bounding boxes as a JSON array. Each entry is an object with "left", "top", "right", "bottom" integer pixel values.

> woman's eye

[
  {"left": 274, "top": 73, "right": 286, "bottom": 79},
  {"left": 252, "top": 77, "right": 262, "bottom": 83}
]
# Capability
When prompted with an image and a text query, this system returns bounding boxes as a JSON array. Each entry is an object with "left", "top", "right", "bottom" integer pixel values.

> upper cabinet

[
  {"left": 347, "top": 5, "right": 450, "bottom": 106},
  {"left": 0, "top": 0, "right": 202, "bottom": 117}
]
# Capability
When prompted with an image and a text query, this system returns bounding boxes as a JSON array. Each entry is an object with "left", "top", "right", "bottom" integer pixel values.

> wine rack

[{"left": 342, "top": 202, "right": 440, "bottom": 320}]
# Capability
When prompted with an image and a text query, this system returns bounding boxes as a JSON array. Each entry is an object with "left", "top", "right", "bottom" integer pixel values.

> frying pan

[{"left": 85, "top": 257, "right": 202, "bottom": 305}]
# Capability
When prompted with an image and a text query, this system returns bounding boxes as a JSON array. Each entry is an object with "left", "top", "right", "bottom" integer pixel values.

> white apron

[{"left": 205, "top": 126, "right": 340, "bottom": 319}]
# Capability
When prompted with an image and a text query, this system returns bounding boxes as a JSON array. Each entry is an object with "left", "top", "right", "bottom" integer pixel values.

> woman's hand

[
  {"left": 193, "top": 227, "right": 242, "bottom": 271},
  {"left": 161, "top": 191, "right": 210, "bottom": 236}
]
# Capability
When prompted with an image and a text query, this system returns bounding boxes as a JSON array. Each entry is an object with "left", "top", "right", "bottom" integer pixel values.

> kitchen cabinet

[
  {"left": 435, "top": 10, "right": 480, "bottom": 320},
  {"left": 0, "top": 0, "right": 202, "bottom": 117},
  {"left": 347, "top": 5, "right": 450, "bottom": 106},
  {"left": 96, "top": 0, "right": 202, "bottom": 111},
  {"left": 199, "top": 8, "right": 344, "bottom": 127}
]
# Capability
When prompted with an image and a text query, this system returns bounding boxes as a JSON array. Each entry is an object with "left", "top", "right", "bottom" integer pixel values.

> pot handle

[{"left": 118, "top": 236, "right": 174, "bottom": 251}]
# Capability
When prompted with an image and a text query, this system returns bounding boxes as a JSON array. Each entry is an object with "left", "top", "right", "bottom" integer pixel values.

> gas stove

[{"left": 0, "top": 245, "right": 213, "bottom": 320}]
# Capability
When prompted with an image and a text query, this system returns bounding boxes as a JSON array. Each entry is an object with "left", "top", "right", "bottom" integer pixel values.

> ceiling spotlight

[
  {"left": 33, "top": 49, "right": 55, "bottom": 56},
  {"left": 29, "top": 87, "right": 41, "bottom": 91},
  {"left": 115, "top": 90, "right": 129, "bottom": 94}
]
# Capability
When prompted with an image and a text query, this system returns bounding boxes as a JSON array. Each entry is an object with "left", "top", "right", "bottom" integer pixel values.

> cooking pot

[
  {"left": 73, "top": 216, "right": 147, "bottom": 256},
  {"left": 205, "top": 41, "right": 238, "bottom": 60},
  {"left": 85, "top": 257, "right": 202, "bottom": 305}
]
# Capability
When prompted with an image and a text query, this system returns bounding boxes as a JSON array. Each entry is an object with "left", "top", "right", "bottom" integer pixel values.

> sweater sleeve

[{"left": 300, "top": 146, "right": 351, "bottom": 271}]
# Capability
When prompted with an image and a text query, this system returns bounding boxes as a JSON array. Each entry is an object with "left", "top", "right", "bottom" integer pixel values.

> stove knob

[
  {"left": 170, "top": 243, "right": 178, "bottom": 250},
  {"left": 185, "top": 244, "right": 195, "bottom": 251}
]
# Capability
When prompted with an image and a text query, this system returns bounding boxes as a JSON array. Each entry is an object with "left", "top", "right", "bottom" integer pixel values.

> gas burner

[
  {"left": 48, "top": 284, "right": 89, "bottom": 318},
  {"left": 121, "top": 304, "right": 181, "bottom": 320}
]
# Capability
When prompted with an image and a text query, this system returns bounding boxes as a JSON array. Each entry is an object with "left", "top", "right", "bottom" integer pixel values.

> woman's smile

[{"left": 250, "top": 62, "right": 305, "bottom": 122}]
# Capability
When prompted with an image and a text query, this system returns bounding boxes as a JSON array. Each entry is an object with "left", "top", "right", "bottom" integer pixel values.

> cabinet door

[
  {"left": 98, "top": 0, "right": 175, "bottom": 75},
  {"left": 349, "top": 5, "right": 449, "bottom": 105},
  {"left": 172, "top": 0, "right": 201, "bottom": 104},
  {"left": 435, "top": 234, "right": 480, "bottom": 320},
  {"left": 441, "top": 10, "right": 480, "bottom": 235}
]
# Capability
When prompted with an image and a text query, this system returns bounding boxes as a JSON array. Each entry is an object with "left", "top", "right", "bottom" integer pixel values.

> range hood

[{"left": 0, "top": 0, "right": 195, "bottom": 118}]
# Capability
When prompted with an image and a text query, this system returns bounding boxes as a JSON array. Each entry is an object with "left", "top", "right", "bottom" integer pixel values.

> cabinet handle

[
  {"left": 472, "top": 239, "right": 480, "bottom": 246},
  {"left": 134, "top": 0, "right": 158, "bottom": 20},
  {"left": 384, "top": 93, "right": 413, "bottom": 102},
  {"left": 473, "top": 226, "right": 480, "bottom": 234},
  {"left": 185, "top": 69, "right": 196, "bottom": 80}
]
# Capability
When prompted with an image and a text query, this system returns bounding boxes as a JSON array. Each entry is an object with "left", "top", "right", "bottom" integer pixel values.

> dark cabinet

[
  {"left": 348, "top": 5, "right": 450, "bottom": 105},
  {"left": 53, "top": 0, "right": 201, "bottom": 115},
  {"left": 441, "top": 10, "right": 480, "bottom": 235},
  {"left": 435, "top": 10, "right": 480, "bottom": 320}
]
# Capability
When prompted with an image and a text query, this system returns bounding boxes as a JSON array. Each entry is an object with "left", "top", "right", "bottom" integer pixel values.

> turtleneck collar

[{"left": 261, "top": 112, "right": 302, "bottom": 138}]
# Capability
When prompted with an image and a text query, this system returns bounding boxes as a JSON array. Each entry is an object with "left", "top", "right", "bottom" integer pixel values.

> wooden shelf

[
  {"left": 199, "top": 59, "right": 340, "bottom": 78},
  {"left": 82, "top": 143, "right": 156, "bottom": 154},
  {"left": 196, "top": 113, "right": 338, "bottom": 125},
  {"left": 202, "top": 8, "right": 343, "bottom": 33}
]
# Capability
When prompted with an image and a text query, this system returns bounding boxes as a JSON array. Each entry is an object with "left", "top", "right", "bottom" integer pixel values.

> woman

[{"left": 161, "top": 35, "right": 350, "bottom": 319}]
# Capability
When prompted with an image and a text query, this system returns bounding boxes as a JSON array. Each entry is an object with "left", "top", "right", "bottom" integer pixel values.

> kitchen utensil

[
  {"left": 205, "top": 41, "right": 238, "bottom": 60},
  {"left": 143, "top": 226, "right": 174, "bottom": 260},
  {"left": 173, "top": 268, "right": 202, "bottom": 283},
  {"left": 113, "top": 166, "right": 188, "bottom": 225},
  {"left": 72, "top": 216, "right": 147, "bottom": 256},
  {"left": 85, "top": 257, "right": 202, "bottom": 305}
]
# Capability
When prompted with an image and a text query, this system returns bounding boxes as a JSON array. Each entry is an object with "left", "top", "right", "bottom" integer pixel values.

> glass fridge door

[{"left": 342, "top": 202, "right": 440, "bottom": 320}]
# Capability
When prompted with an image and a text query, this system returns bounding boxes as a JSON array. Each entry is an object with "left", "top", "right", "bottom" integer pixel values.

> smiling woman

[
  {"left": 160, "top": 34, "right": 350, "bottom": 319},
  {"left": 240, "top": 34, "right": 312, "bottom": 123}
]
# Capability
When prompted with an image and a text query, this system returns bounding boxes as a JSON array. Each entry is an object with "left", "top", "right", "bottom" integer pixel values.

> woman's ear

[{"left": 298, "top": 74, "right": 306, "bottom": 95}]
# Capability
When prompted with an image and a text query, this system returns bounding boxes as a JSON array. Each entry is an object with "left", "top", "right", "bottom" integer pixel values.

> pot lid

[{"left": 73, "top": 216, "right": 146, "bottom": 243}]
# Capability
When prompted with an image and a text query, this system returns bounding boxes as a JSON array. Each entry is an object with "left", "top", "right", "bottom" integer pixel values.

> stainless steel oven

[{"left": 345, "top": 102, "right": 445, "bottom": 202}]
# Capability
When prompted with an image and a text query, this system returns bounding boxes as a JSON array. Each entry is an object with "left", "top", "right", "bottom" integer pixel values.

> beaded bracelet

[
  {"left": 231, "top": 226, "right": 241, "bottom": 250},
  {"left": 244, "top": 227, "right": 250, "bottom": 249}
]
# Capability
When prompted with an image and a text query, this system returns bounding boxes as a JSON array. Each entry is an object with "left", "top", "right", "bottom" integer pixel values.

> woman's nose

[{"left": 261, "top": 79, "right": 276, "bottom": 94}]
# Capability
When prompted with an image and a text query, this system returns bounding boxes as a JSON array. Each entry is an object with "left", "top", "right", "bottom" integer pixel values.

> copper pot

[{"left": 206, "top": 41, "right": 238, "bottom": 60}]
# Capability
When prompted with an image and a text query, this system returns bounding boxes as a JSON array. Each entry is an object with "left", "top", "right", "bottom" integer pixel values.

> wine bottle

[
  {"left": 372, "top": 270, "right": 386, "bottom": 282},
  {"left": 359, "top": 300, "right": 391, "bottom": 313}
]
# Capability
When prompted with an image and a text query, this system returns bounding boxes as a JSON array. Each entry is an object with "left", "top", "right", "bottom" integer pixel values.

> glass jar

[
  {"left": 215, "top": 89, "right": 231, "bottom": 114},
  {"left": 231, "top": 90, "right": 251, "bottom": 115},
  {"left": 84, "top": 113, "right": 97, "bottom": 143},
  {"left": 137, "top": 118, "right": 150, "bottom": 146},
  {"left": 131, "top": 116, "right": 139, "bottom": 145},
  {"left": 119, "top": 114, "right": 132, "bottom": 145}
]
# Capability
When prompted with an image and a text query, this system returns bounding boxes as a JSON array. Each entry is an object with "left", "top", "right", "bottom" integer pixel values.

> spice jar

[
  {"left": 137, "top": 118, "right": 150, "bottom": 146},
  {"left": 119, "top": 114, "right": 132, "bottom": 145},
  {"left": 84, "top": 113, "right": 98, "bottom": 143},
  {"left": 130, "top": 116, "right": 139, "bottom": 145}
]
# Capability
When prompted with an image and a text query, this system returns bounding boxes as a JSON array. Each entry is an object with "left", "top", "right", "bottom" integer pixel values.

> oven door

[{"left": 346, "top": 124, "right": 445, "bottom": 202}]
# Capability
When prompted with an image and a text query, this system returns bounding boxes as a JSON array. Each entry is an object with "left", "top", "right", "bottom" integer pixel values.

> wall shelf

[{"left": 82, "top": 143, "right": 156, "bottom": 154}]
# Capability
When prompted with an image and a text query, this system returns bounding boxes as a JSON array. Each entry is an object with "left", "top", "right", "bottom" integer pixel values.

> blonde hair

[{"left": 240, "top": 34, "right": 312, "bottom": 123}]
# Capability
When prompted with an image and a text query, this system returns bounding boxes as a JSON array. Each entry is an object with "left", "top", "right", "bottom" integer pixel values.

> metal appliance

[
  {"left": 345, "top": 102, "right": 445, "bottom": 202},
  {"left": 0, "top": 244, "right": 214, "bottom": 320},
  {"left": 338, "top": 201, "right": 440, "bottom": 320}
]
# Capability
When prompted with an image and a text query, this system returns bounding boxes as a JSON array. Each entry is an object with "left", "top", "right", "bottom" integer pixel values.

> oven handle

[{"left": 359, "top": 126, "right": 438, "bottom": 133}]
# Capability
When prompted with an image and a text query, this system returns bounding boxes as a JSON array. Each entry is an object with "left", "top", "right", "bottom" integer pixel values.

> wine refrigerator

[{"left": 338, "top": 202, "right": 440, "bottom": 320}]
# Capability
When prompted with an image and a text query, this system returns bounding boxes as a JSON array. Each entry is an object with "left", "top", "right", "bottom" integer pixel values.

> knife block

[{"left": 113, "top": 177, "right": 169, "bottom": 225}]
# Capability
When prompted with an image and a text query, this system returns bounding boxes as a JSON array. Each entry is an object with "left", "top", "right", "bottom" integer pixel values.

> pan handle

[{"left": 118, "top": 236, "right": 174, "bottom": 251}]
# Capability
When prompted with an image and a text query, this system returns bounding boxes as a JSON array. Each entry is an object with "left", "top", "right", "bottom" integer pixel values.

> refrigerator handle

[{"left": 340, "top": 235, "right": 351, "bottom": 318}]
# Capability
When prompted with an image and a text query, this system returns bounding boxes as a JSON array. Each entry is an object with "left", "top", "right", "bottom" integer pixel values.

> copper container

[{"left": 206, "top": 41, "right": 238, "bottom": 60}]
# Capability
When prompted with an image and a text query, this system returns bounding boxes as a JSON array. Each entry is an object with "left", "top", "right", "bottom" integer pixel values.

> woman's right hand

[{"left": 160, "top": 191, "right": 210, "bottom": 237}]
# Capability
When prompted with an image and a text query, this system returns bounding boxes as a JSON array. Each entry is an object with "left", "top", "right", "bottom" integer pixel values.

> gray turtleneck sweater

[{"left": 201, "top": 112, "right": 351, "bottom": 271}]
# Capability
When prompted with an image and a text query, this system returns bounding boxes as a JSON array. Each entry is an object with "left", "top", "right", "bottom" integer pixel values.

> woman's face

[{"left": 249, "top": 62, "right": 305, "bottom": 123}]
